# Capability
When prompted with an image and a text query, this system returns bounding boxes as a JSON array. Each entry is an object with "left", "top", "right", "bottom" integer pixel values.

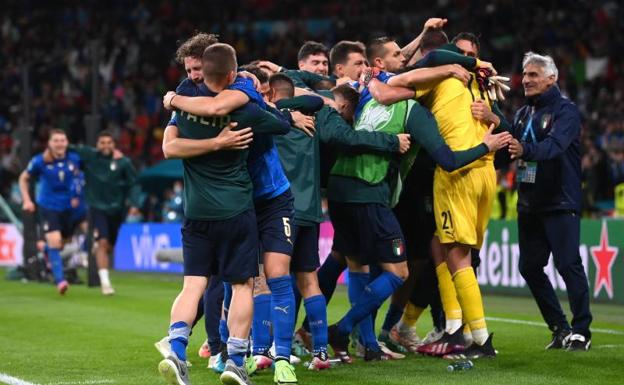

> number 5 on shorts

[{"left": 282, "top": 217, "right": 291, "bottom": 237}]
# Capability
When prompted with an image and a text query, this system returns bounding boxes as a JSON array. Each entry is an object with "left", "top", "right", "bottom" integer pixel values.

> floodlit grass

[{"left": 1, "top": 270, "right": 623, "bottom": 385}]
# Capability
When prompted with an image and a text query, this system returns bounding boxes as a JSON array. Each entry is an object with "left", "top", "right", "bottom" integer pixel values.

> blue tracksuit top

[{"left": 511, "top": 85, "right": 582, "bottom": 213}]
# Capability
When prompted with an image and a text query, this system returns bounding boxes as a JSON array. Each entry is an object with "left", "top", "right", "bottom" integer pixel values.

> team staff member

[
  {"left": 66, "top": 131, "right": 142, "bottom": 295},
  {"left": 508, "top": 52, "right": 592, "bottom": 351}
]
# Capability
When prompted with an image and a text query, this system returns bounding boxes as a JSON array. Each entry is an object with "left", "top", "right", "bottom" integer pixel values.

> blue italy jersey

[
  {"left": 171, "top": 77, "right": 290, "bottom": 202},
  {"left": 70, "top": 169, "right": 88, "bottom": 221},
  {"left": 26, "top": 152, "right": 81, "bottom": 211},
  {"left": 354, "top": 71, "right": 394, "bottom": 121}
]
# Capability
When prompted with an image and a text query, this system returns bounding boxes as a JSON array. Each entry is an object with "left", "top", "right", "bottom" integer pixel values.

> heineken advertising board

[{"left": 478, "top": 219, "right": 623, "bottom": 304}]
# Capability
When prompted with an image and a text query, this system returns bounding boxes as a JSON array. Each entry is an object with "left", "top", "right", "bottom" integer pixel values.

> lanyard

[{"left": 521, "top": 107, "right": 537, "bottom": 143}]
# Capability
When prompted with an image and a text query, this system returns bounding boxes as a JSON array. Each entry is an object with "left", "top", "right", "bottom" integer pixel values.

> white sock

[
  {"left": 463, "top": 331, "right": 473, "bottom": 347},
  {"left": 445, "top": 318, "right": 463, "bottom": 334},
  {"left": 472, "top": 327, "right": 489, "bottom": 346},
  {"left": 98, "top": 269, "right": 111, "bottom": 287}
]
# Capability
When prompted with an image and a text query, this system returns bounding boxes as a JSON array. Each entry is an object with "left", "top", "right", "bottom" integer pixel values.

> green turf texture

[{"left": 0, "top": 270, "right": 623, "bottom": 385}]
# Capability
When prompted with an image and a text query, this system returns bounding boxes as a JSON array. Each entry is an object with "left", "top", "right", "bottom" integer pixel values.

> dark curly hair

[{"left": 175, "top": 32, "right": 219, "bottom": 64}]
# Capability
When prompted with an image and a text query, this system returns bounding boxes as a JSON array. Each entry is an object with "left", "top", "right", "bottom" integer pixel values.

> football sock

[
  {"left": 436, "top": 262, "right": 462, "bottom": 334},
  {"left": 304, "top": 295, "right": 328, "bottom": 353},
  {"left": 267, "top": 275, "right": 295, "bottom": 360},
  {"left": 453, "top": 267, "right": 488, "bottom": 345},
  {"left": 227, "top": 337, "right": 248, "bottom": 367},
  {"left": 381, "top": 302, "right": 404, "bottom": 333},
  {"left": 98, "top": 268, "right": 111, "bottom": 287},
  {"left": 251, "top": 294, "right": 272, "bottom": 354},
  {"left": 47, "top": 247, "right": 65, "bottom": 284},
  {"left": 345, "top": 271, "right": 376, "bottom": 348},
  {"left": 398, "top": 302, "right": 424, "bottom": 330},
  {"left": 338, "top": 272, "right": 403, "bottom": 343},
  {"left": 169, "top": 321, "right": 190, "bottom": 361},
  {"left": 219, "top": 319, "right": 229, "bottom": 344},
  {"left": 302, "top": 254, "right": 346, "bottom": 332}
]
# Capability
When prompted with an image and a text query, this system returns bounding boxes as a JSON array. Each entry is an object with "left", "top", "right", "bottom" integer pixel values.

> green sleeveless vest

[{"left": 331, "top": 99, "right": 411, "bottom": 182}]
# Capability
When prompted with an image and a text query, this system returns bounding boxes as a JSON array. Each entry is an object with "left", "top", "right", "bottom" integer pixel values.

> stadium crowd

[
  {"left": 1, "top": 0, "right": 623, "bottom": 218},
  {"left": 3, "top": 1, "right": 614, "bottom": 384}
]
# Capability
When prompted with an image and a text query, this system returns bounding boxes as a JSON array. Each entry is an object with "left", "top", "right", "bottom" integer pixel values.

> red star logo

[{"left": 590, "top": 221, "right": 619, "bottom": 298}]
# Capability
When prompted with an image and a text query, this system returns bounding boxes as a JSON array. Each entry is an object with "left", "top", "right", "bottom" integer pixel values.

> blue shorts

[
  {"left": 254, "top": 189, "right": 294, "bottom": 257},
  {"left": 89, "top": 208, "right": 124, "bottom": 245},
  {"left": 290, "top": 224, "right": 320, "bottom": 272},
  {"left": 39, "top": 207, "right": 75, "bottom": 238},
  {"left": 393, "top": 158, "right": 436, "bottom": 261},
  {"left": 329, "top": 202, "right": 406, "bottom": 265},
  {"left": 181, "top": 209, "right": 259, "bottom": 283},
  {"left": 70, "top": 206, "right": 87, "bottom": 227}
]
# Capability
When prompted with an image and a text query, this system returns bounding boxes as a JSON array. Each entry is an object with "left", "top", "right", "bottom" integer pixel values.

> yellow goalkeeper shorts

[{"left": 433, "top": 164, "right": 496, "bottom": 248}]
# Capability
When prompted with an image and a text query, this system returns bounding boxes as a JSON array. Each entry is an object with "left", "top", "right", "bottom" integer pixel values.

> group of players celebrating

[{"left": 155, "top": 17, "right": 514, "bottom": 385}]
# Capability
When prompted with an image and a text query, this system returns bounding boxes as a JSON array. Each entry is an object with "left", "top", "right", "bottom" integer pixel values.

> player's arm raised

[
  {"left": 165, "top": 89, "right": 250, "bottom": 117},
  {"left": 401, "top": 17, "right": 448, "bottom": 66}
]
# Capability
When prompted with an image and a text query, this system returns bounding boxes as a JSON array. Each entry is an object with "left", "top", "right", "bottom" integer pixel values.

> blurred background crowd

[{"left": 1, "top": 0, "right": 622, "bottom": 221}]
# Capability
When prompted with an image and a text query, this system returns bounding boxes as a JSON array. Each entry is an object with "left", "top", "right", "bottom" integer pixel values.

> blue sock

[
  {"left": 223, "top": 282, "right": 232, "bottom": 312},
  {"left": 219, "top": 318, "right": 229, "bottom": 344},
  {"left": 303, "top": 254, "right": 346, "bottom": 332},
  {"left": 169, "top": 321, "right": 190, "bottom": 361},
  {"left": 304, "top": 295, "right": 328, "bottom": 353},
  {"left": 338, "top": 272, "right": 404, "bottom": 340},
  {"left": 205, "top": 277, "right": 224, "bottom": 356},
  {"left": 219, "top": 282, "right": 232, "bottom": 343},
  {"left": 267, "top": 275, "right": 295, "bottom": 360},
  {"left": 382, "top": 302, "right": 405, "bottom": 333},
  {"left": 252, "top": 294, "right": 272, "bottom": 354},
  {"left": 345, "top": 271, "right": 377, "bottom": 348},
  {"left": 47, "top": 247, "right": 65, "bottom": 284},
  {"left": 369, "top": 265, "right": 383, "bottom": 333},
  {"left": 292, "top": 275, "right": 303, "bottom": 326},
  {"left": 227, "top": 337, "right": 248, "bottom": 367}
]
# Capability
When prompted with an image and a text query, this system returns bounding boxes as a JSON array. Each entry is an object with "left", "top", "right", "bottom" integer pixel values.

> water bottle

[{"left": 447, "top": 360, "right": 474, "bottom": 372}]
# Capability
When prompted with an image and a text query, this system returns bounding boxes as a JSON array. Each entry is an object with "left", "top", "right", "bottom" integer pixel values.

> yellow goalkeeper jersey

[{"left": 415, "top": 74, "right": 494, "bottom": 168}]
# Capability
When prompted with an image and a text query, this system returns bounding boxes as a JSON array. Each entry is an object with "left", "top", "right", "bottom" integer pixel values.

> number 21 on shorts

[{"left": 441, "top": 210, "right": 453, "bottom": 230}]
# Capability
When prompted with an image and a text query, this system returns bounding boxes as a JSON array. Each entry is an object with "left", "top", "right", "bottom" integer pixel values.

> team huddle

[{"left": 153, "top": 16, "right": 516, "bottom": 385}]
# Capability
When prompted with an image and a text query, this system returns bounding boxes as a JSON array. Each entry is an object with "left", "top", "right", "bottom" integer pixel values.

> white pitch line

[
  {"left": 46, "top": 381, "right": 114, "bottom": 385},
  {"left": 0, "top": 373, "right": 40, "bottom": 385},
  {"left": 594, "top": 344, "right": 624, "bottom": 349},
  {"left": 0, "top": 374, "right": 114, "bottom": 385},
  {"left": 486, "top": 316, "right": 624, "bottom": 335}
]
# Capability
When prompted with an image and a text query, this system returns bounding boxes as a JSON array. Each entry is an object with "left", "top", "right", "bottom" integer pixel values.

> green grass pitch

[{"left": 1, "top": 270, "right": 623, "bottom": 385}]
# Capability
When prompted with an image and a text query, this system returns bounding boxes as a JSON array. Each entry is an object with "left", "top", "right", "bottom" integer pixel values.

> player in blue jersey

[
  {"left": 153, "top": 33, "right": 259, "bottom": 369},
  {"left": 19, "top": 129, "right": 82, "bottom": 295},
  {"left": 158, "top": 43, "right": 293, "bottom": 385},
  {"left": 165, "top": 64, "right": 315, "bottom": 385}
]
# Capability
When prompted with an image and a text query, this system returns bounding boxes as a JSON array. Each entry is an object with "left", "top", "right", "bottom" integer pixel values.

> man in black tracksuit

[{"left": 507, "top": 52, "right": 592, "bottom": 351}]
